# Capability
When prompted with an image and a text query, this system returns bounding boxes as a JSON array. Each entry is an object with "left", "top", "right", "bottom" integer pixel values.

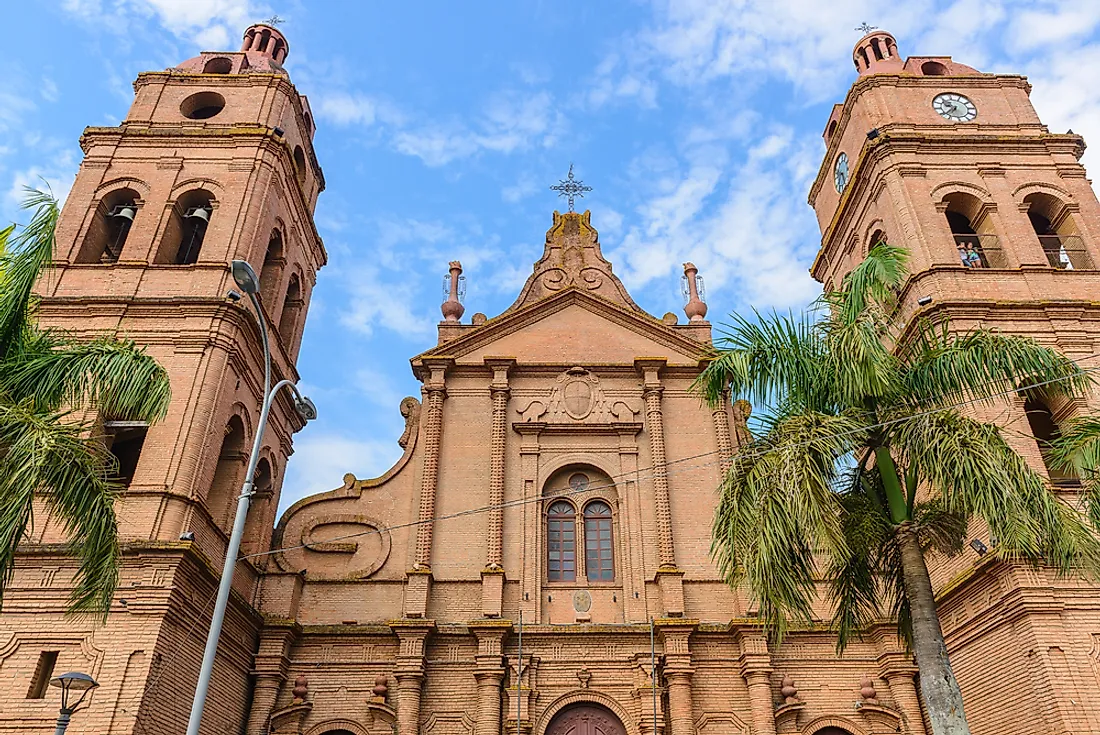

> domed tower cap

[
  {"left": 241, "top": 22, "right": 290, "bottom": 64},
  {"left": 852, "top": 29, "right": 904, "bottom": 76}
]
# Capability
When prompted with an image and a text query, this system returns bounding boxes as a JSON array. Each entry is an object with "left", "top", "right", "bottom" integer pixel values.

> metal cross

[
  {"left": 855, "top": 22, "right": 877, "bottom": 34},
  {"left": 263, "top": 15, "right": 285, "bottom": 25},
  {"left": 550, "top": 164, "right": 592, "bottom": 213}
]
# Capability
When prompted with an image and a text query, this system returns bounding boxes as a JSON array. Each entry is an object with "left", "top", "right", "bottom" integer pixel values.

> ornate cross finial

[
  {"left": 550, "top": 164, "right": 592, "bottom": 213},
  {"left": 263, "top": 15, "right": 285, "bottom": 25},
  {"left": 855, "top": 22, "right": 877, "bottom": 34}
]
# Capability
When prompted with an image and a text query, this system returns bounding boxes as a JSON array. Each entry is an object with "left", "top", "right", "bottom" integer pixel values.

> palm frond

[
  {"left": 694, "top": 310, "right": 827, "bottom": 410},
  {"left": 0, "top": 400, "right": 120, "bottom": 617},
  {"left": 1047, "top": 416, "right": 1100, "bottom": 530},
  {"left": 712, "top": 409, "right": 864, "bottom": 638},
  {"left": 3, "top": 332, "right": 171, "bottom": 420},
  {"left": 902, "top": 328, "right": 1091, "bottom": 409},
  {"left": 831, "top": 242, "right": 908, "bottom": 325},
  {"left": 0, "top": 190, "right": 58, "bottom": 362},
  {"left": 829, "top": 477, "right": 891, "bottom": 650}
]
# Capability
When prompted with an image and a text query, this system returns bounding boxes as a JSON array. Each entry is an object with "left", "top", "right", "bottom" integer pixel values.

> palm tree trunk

[{"left": 896, "top": 523, "right": 971, "bottom": 735}]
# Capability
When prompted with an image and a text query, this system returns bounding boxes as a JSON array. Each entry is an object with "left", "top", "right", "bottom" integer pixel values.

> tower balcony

[
  {"left": 1037, "top": 234, "right": 1092, "bottom": 270},
  {"left": 952, "top": 233, "right": 1006, "bottom": 269}
]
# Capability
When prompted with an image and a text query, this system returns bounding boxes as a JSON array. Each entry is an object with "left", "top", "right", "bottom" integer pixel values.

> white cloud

[
  {"left": 62, "top": 0, "right": 266, "bottom": 49},
  {"left": 40, "top": 78, "right": 59, "bottom": 103},
  {"left": 281, "top": 431, "right": 403, "bottom": 507},
  {"left": 4, "top": 144, "right": 78, "bottom": 218}
]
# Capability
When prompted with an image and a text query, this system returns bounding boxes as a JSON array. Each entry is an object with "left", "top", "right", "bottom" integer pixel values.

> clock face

[
  {"left": 933, "top": 92, "right": 977, "bottom": 122},
  {"left": 834, "top": 152, "right": 849, "bottom": 194}
]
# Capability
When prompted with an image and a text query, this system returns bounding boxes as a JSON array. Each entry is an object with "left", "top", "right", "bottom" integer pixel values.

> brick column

[
  {"left": 710, "top": 391, "right": 734, "bottom": 476},
  {"left": 659, "top": 622, "right": 698, "bottom": 735},
  {"left": 473, "top": 625, "right": 509, "bottom": 735},
  {"left": 245, "top": 622, "right": 298, "bottom": 735},
  {"left": 738, "top": 632, "right": 776, "bottom": 735},
  {"left": 636, "top": 359, "right": 675, "bottom": 568},
  {"left": 414, "top": 358, "right": 451, "bottom": 568},
  {"left": 483, "top": 358, "right": 514, "bottom": 618},
  {"left": 393, "top": 622, "right": 432, "bottom": 735},
  {"left": 879, "top": 652, "right": 927, "bottom": 735}
]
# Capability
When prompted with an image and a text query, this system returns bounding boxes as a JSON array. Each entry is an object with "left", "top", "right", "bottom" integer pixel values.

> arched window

[
  {"left": 825, "top": 120, "right": 838, "bottom": 143},
  {"left": 279, "top": 273, "right": 304, "bottom": 346},
  {"left": 1024, "top": 192, "right": 1090, "bottom": 269},
  {"left": 1024, "top": 395, "right": 1078, "bottom": 486},
  {"left": 159, "top": 189, "right": 214, "bottom": 264},
  {"left": 870, "top": 38, "right": 884, "bottom": 61},
  {"left": 943, "top": 192, "right": 1001, "bottom": 268},
  {"left": 869, "top": 228, "right": 887, "bottom": 250},
  {"left": 259, "top": 229, "right": 285, "bottom": 309},
  {"left": 547, "top": 500, "right": 576, "bottom": 581},
  {"left": 208, "top": 416, "right": 247, "bottom": 532},
  {"left": 293, "top": 146, "right": 307, "bottom": 186},
  {"left": 584, "top": 501, "right": 614, "bottom": 581},
  {"left": 76, "top": 188, "right": 139, "bottom": 264},
  {"left": 104, "top": 420, "right": 148, "bottom": 488},
  {"left": 202, "top": 57, "right": 232, "bottom": 74},
  {"left": 921, "top": 60, "right": 948, "bottom": 76}
]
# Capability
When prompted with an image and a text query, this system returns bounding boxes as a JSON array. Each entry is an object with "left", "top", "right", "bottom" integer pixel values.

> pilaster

[
  {"left": 658, "top": 620, "right": 698, "bottom": 735},
  {"left": 484, "top": 357, "right": 515, "bottom": 618},
  {"left": 710, "top": 391, "right": 735, "bottom": 476},
  {"left": 635, "top": 358, "right": 675, "bottom": 569},
  {"left": 413, "top": 357, "right": 452, "bottom": 569},
  {"left": 391, "top": 620, "right": 434, "bottom": 735},
  {"left": 472, "top": 622, "right": 510, "bottom": 735},
  {"left": 245, "top": 621, "right": 300, "bottom": 735},
  {"left": 878, "top": 651, "right": 927, "bottom": 735},
  {"left": 738, "top": 631, "right": 777, "bottom": 735}
]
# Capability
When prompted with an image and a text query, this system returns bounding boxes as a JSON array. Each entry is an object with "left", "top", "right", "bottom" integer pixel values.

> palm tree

[
  {"left": 694, "top": 243, "right": 1100, "bottom": 735},
  {"left": 0, "top": 190, "right": 171, "bottom": 618}
]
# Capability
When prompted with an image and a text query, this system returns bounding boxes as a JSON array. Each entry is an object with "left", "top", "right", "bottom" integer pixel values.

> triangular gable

[{"left": 413, "top": 287, "right": 710, "bottom": 367}]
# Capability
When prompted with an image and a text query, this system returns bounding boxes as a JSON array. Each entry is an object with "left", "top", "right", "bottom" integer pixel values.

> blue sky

[{"left": 5, "top": 0, "right": 1100, "bottom": 512}]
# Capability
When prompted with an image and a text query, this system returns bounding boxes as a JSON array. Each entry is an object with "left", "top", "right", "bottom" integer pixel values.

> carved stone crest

[{"left": 516, "top": 368, "right": 640, "bottom": 424}]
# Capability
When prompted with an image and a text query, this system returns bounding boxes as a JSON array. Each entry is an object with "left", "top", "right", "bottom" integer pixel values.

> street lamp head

[
  {"left": 230, "top": 260, "right": 261, "bottom": 294},
  {"left": 293, "top": 395, "right": 318, "bottom": 422},
  {"left": 50, "top": 671, "right": 98, "bottom": 710}
]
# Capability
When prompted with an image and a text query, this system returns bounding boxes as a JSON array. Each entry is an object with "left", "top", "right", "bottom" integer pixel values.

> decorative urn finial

[
  {"left": 859, "top": 675, "right": 879, "bottom": 705},
  {"left": 441, "top": 260, "right": 465, "bottom": 323},
  {"left": 292, "top": 673, "right": 309, "bottom": 703},
  {"left": 372, "top": 674, "right": 389, "bottom": 703},
  {"left": 682, "top": 262, "right": 707, "bottom": 323},
  {"left": 780, "top": 674, "right": 800, "bottom": 705}
]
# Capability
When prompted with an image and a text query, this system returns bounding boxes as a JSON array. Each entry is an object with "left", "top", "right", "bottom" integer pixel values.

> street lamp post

[
  {"left": 49, "top": 672, "right": 98, "bottom": 735},
  {"left": 185, "top": 261, "right": 317, "bottom": 735}
]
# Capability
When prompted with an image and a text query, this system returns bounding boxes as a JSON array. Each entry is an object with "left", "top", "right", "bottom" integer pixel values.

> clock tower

[{"left": 809, "top": 29, "right": 1100, "bottom": 733}]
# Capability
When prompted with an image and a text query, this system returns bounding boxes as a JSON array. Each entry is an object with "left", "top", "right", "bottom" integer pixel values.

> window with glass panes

[
  {"left": 584, "top": 501, "right": 614, "bottom": 581},
  {"left": 547, "top": 501, "right": 576, "bottom": 581}
]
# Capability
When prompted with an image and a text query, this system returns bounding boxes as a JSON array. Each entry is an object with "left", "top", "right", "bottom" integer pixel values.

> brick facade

[{"left": 3, "top": 24, "right": 1100, "bottom": 735}]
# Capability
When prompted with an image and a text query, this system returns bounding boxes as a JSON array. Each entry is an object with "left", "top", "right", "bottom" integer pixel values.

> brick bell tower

[
  {"left": 1, "top": 23, "right": 325, "bottom": 735},
  {"left": 809, "top": 30, "right": 1100, "bottom": 733}
]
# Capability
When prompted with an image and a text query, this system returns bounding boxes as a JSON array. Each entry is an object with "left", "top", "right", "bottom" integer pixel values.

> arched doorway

[{"left": 546, "top": 704, "right": 626, "bottom": 735}]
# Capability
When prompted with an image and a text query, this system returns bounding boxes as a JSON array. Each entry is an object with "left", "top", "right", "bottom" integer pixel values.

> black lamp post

[{"left": 49, "top": 672, "right": 98, "bottom": 735}]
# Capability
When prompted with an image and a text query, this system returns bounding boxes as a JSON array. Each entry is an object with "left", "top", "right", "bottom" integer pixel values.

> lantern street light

[
  {"left": 49, "top": 672, "right": 98, "bottom": 735},
  {"left": 185, "top": 260, "right": 317, "bottom": 735}
]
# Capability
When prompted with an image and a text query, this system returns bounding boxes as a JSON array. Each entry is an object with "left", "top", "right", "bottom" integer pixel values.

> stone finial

[
  {"left": 441, "top": 260, "right": 465, "bottom": 323},
  {"left": 859, "top": 675, "right": 879, "bottom": 705},
  {"left": 292, "top": 673, "right": 309, "bottom": 703},
  {"left": 372, "top": 674, "right": 389, "bottom": 702},
  {"left": 682, "top": 262, "right": 707, "bottom": 323},
  {"left": 780, "top": 674, "right": 800, "bottom": 705}
]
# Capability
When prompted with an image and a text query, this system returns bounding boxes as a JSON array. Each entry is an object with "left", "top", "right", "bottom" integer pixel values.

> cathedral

[{"left": 4, "top": 20, "right": 1100, "bottom": 735}]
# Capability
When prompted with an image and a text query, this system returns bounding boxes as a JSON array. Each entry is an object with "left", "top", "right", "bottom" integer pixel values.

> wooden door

[{"left": 546, "top": 705, "right": 627, "bottom": 735}]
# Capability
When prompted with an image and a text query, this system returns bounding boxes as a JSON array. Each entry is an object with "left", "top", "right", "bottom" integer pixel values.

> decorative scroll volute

[{"left": 505, "top": 211, "right": 644, "bottom": 313}]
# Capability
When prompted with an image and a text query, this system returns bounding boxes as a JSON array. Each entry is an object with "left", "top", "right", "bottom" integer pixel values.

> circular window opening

[
  {"left": 202, "top": 57, "right": 233, "bottom": 74},
  {"left": 181, "top": 91, "right": 226, "bottom": 120},
  {"left": 921, "top": 61, "right": 949, "bottom": 76},
  {"left": 568, "top": 473, "right": 590, "bottom": 492}
]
